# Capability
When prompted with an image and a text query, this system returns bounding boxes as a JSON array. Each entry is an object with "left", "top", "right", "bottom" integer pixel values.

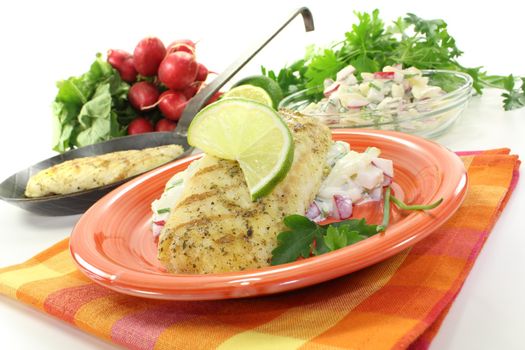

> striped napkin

[{"left": 0, "top": 149, "right": 519, "bottom": 350}]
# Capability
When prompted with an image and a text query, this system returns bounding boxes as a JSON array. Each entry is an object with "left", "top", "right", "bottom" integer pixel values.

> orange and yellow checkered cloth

[{"left": 0, "top": 149, "right": 519, "bottom": 350}]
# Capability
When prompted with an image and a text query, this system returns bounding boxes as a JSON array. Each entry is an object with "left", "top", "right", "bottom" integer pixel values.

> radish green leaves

[{"left": 52, "top": 54, "right": 134, "bottom": 152}]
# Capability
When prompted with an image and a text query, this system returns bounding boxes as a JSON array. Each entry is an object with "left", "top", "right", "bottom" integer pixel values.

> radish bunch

[{"left": 108, "top": 37, "right": 218, "bottom": 135}]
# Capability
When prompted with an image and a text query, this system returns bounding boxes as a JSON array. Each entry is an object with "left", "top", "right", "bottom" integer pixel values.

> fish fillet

[
  {"left": 25, "top": 144, "right": 184, "bottom": 197},
  {"left": 158, "top": 112, "right": 332, "bottom": 274}
]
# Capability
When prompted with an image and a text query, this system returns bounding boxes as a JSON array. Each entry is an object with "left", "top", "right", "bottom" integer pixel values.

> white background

[{"left": 0, "top": 0, "right": 524, "bottom": 349}]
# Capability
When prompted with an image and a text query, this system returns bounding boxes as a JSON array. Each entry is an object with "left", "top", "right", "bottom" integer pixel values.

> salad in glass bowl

[{"left": 279, "top": 65, "right": 473, "bottom": 138}]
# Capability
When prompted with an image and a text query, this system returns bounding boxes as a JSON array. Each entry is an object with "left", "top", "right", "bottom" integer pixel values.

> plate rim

[{"left": 69, "top": 129, "right": 468, "bottom": 300}]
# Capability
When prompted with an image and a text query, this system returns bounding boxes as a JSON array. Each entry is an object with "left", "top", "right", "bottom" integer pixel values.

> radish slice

[
  {"left": 341, "top": 74, "right": 358, "bottom": 86},
  {"left": 332, "top": 195, "right": 353, "bottom": 220},
  {"left": 361, "top": 72, "right": 374, "bottom": 81},
  {"left": 306, "top": 202, "right": 321, "bottom": 220},
  {"left": 346, "top": 99, "right": 370, "bottom": 108},
  {"left": 336, "top": 65, "right": 356, "bottom": 81},
  {"left": 372, "top": 158, "right": 394, "bottom": 177},
  {"left": 374, "top": 71, "right": 395, "bottom": 79},
  {"left": 324, "top": 82, "right": 340, "bottom": 97},
  {"left": 152, "top": 220, "right": 166, "bottom": 237}
]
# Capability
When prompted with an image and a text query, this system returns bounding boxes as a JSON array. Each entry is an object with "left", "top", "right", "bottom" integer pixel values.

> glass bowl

[{"left": 278, "top": 70, "right": 473, "bottom": 138}]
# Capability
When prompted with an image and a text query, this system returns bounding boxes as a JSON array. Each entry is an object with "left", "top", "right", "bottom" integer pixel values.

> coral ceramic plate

[{"left": 70, "top": 129, "right": 467, "bottom": 300}]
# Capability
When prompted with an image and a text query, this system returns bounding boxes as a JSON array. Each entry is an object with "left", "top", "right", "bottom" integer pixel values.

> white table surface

[{"left": 0, "top": 1, "right": 524, "bottom": 349}]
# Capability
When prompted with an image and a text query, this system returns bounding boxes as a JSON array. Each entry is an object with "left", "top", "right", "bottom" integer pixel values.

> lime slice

[
  {"left": 187, "top": 98, "right": 294, "bottom": 200},
  {"left": 223, "top": 85, "right": 273, "bottom": 107},
  {"left": 232, "top": 75, "right": 283, "bottom": 109}
]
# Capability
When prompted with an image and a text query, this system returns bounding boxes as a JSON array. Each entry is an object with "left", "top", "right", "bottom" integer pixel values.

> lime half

[
  {"left": 187, "top": 98, "right": 294, "bottom": 200},
  {"left": 223, "top": 85, "right": 273, "bottom": 107}
]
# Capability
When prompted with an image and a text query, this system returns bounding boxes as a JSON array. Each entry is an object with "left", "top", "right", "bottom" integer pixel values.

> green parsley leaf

[
  {"left": 271, "top": 215, "right": 379, "bottom": 266},
  {"left": 313, "top": 233, "right": 331, "bottom": 255},
  {"left": 330, "top": 218, "right": 379, "bottom": 237},
  {"left": 324, "top": 225, "right": 367, "bottom": 251},
  {"left": 304, "top": 49, "right": 345, "bottom": 90},
  {"left": 270, "top": 215, "right": 323, "bottom": 266},
  {"left": 324, "top": 225, "right": 347, "bottom": 251},
  {"left": 501, "top": 76, "right": 525, "bottom": 111}
]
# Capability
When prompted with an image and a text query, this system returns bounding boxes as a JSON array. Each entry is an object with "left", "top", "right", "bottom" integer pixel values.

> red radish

[
  {"left": 374, "top": 71, "right": 395, "bottom": 79},
  {"left": 128, "top": 82, "right": 160, "bottom": 110},
  {"left": 152, "top": 220, "right": 166, "bottom": 237},
  {"left": 118, "top": 57, "right": 138, "bottom": 82},
  {"left": 182, "top": 82, "right": 202, "bottom": 99},
  {"left": 195, "top": 63, "right": 208, "bottom": 82},
  {"left": 167, "top": 39, "right": 196, "bottom": 54},
  {"left": 158, "top": 52, "right": 198, "bottom": 90},
  {"left": 336, "top": 66, "right": 356, "bottom": 81},
  {"left": 155, "top": 118, "right": 177, "bottom": 132},
  {"left": 107, "top": 49, "right": 131, "bottom": 67},
  {"left": 158, "top": 90, "right": 187, "bottom": 121},
  {"left": 205, "top": 91, "right": 223, "bottom": 106},
  {"left": 133, "top": 37, "right": 166, "bottom": 76},
  {"left": 107, "top": 49, "right": 137, "bottom": 82},
  {"left": 323, "top": 82, "right": 340, "bottom": 97},
  {"left": 128, "top": 117, "right": 153, "bottom": 134}
]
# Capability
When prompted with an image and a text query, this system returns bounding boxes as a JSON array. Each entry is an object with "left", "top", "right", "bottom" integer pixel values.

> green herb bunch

[{"left": 262, "top": 10, "right": 524, "bottom": 111}]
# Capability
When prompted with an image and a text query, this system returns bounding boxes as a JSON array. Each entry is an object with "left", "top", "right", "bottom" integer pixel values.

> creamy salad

[
  {"left": 151, "top": 142, "right": 393, "bottom": 235},
  {"left": 302, "top": 65, "right": 445, "bottom": 125},
  {"left": 306, "top": 141, "right": 393, "bottom": 222}
]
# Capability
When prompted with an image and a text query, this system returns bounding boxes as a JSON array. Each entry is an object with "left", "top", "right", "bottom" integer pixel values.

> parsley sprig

[
  {"left": 270, "top": 215, "right": 379, "bottom": 266},
  {"left": 262, "top": 10, "right": 524, "bottom": 111},
  {"left": 271, "top": 187, "right": 443, "bottom": 266}
]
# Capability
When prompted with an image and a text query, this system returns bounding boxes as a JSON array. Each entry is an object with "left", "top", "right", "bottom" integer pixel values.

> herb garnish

[
  {"left": 270, "top": 215, "right": 378, "bottom": 266},
  {"left": 262, "top": 10, "right": 524, "bottom": 111},
  {"left": 157, "top": 208, "right": 171, "bottom": 214}
]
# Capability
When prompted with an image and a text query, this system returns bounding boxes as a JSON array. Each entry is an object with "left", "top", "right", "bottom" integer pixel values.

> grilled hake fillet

[
  {"left": 25, "top": 145, "right": 184, "bottom": 197},
  {"left": 158, "top": 112, "right": 331, "bottom": 274}
]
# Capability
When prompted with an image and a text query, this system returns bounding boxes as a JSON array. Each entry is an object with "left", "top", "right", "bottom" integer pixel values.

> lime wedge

[
  {"left": 222, "top": 85, "right": 273, "bottom": 107},
  {"left": 232, "top": 75, "right": 283, "bottom": 109},
  {"left": 187, "top": 98, "right": 294, "bottom": 200}
]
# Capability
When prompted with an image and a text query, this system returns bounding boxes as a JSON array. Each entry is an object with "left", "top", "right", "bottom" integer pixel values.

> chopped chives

[{"left": 157, "top": 208, "right": 171, "bottom": 214}]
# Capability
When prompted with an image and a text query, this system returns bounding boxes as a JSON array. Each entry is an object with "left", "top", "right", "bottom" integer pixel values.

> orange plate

[{"left": 70, "top": 129, "right": 467, "bottom": 300}]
